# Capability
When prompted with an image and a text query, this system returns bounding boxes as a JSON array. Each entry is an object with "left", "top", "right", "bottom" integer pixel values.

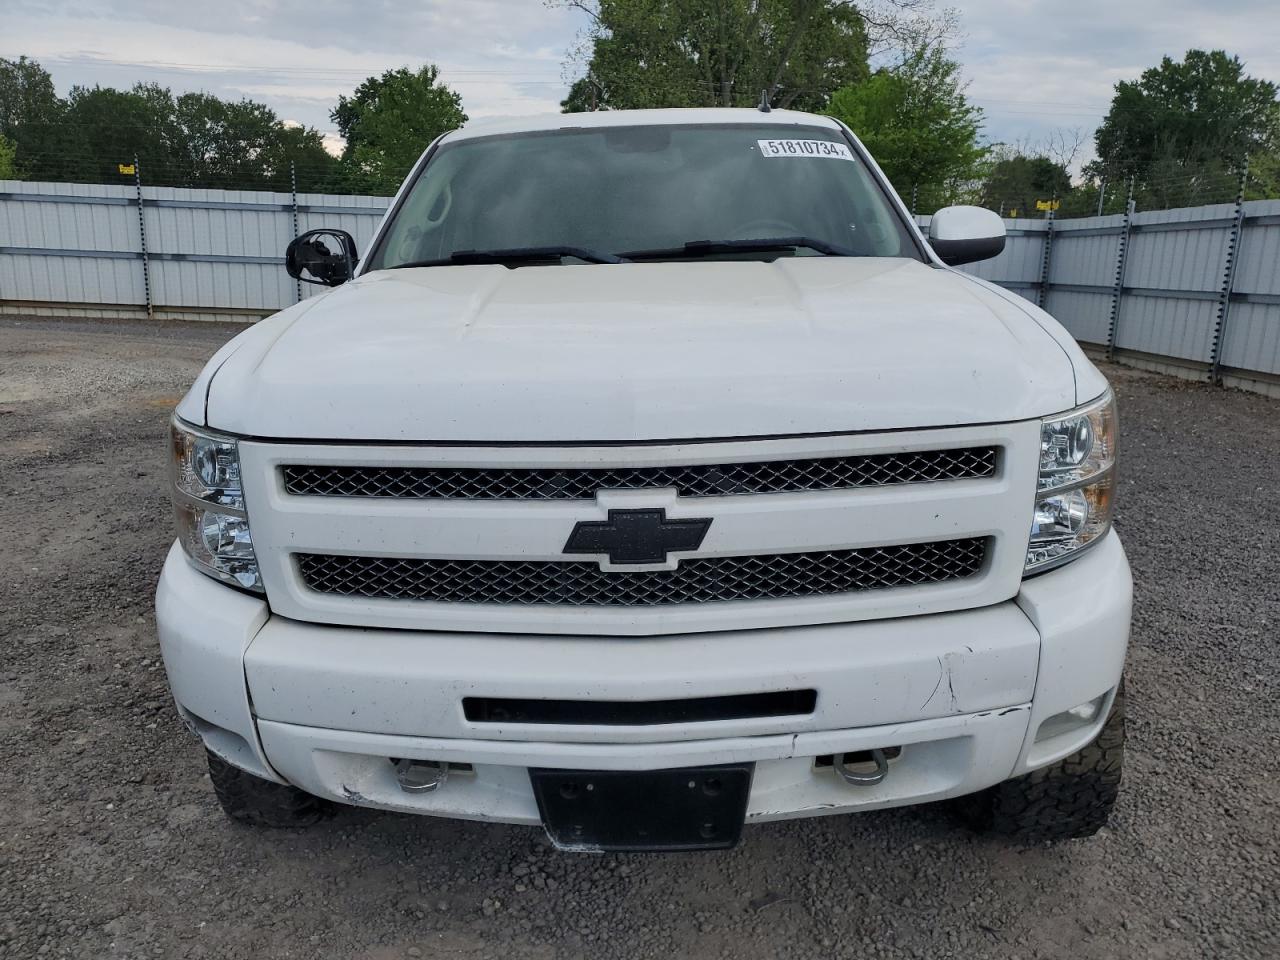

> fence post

[
  {"left": 1208, "top": 160, "right": 1249, "bottom": 385},
  {"left": 1105, "top": 181, "right": 1135, "bottom": 361},
  {"left": 290, "top": 161, "right": 302, "bottom": 304},
  {"left": 132, "top": 156, "right": 153, "bottom": 319},
  {"left": 1036, "top": 208, "right": 1055, "bottom": 310}
]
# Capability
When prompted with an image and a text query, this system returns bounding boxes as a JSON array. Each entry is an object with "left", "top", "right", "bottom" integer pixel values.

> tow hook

[
  {"left": 833, "top": 748, "right": 889, "bottom": 786},
  {"left": 395, "top": 758, "right": 449, "bottom": 793}
]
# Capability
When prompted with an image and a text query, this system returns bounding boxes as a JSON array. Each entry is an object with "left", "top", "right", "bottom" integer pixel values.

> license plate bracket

[{"left": 529, "top": 764, "right": 754, "bottom": 852}]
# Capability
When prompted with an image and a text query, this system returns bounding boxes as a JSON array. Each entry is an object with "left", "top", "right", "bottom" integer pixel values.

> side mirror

[
  {"left": 928, "top": 206, "right": 1006, "bottom": 266},
  {"left": 286, "top": 229, "right": 359, "bottom": 286}
]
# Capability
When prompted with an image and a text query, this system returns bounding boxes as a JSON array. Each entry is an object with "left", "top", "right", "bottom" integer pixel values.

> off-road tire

[
  {"left": 207, "top": 750, "right": 330, "bottom": 827},
  {"left": 964, "top": 680, "right": 1125, "bottom": 843}
]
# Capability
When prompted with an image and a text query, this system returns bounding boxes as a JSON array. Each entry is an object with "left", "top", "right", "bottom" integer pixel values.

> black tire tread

[
  {"left": 206, "top": 750, "right": 329, "bottom": 828},
  {"left": 975, "top": 680, "right": 1125, "bottom": 843}
]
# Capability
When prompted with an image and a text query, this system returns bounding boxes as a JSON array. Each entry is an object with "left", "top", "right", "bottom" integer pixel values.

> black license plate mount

[{"left": 529, "top": 764, "right": 754, "bottom": 852}]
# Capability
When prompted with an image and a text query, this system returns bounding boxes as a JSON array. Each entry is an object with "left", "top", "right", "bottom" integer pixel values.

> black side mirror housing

[
  {"left": 930, "top": 234, "right": 1007, "bottom": 267},
  {"left": 286, "top": 229, "right": 359, "bottom": 286}
]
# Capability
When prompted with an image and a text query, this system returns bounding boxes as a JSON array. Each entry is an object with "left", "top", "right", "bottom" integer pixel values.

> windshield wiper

[
  {"left": 388, "top": 246, "right": 625, "bottom": 269},
  {"left": 620, "top": 236, "right": 855, "bottom": 261}
]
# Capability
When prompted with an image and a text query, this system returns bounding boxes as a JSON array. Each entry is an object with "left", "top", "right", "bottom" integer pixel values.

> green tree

[
  {"left": 980, "top": 150, "right": 1071, "bottom": 217},
  {"left": 332, "top": 66, "right": 466, "bottom": 193},
  {"left": 0, "top": 56, "right": 69, "bottom": 176},
  {"left": 172, "top": 92, "right": 340, "bottom": 189},
  {"left": 2, "top": 57, "right": 344, "bottom": 188},
  {"left": 559, "top": 0, "right": 870, "bottom": 112},
  {"left": 1247, "top": 150, "right": 1280, "bottom": 201},
  {"left": 826, "top": 43, "right": 986, "bottom": 210},
  {"left": 59, "top": 82, "right": 184, "bottom": 182},
  {"left": 1094, "top": 49, "right": 1280, "bottom": 181},
  {"left": 260, "top": 123, "right": 349, "bottom": 192},
  {"left": 0, "top": 56, "right": 61, "bottom": 137},
  {"left": 0, "top": 135, "right": 18, "bottom": 179}
]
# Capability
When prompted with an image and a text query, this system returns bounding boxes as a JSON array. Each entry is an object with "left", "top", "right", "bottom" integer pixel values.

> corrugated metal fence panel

[
  {"left": 144, "top": 185, "right": 298, "bottom": 311},
  {"left": 1044, "top": 214, "right": 1125, "bottom": 345},
  {"left": 1221, "top": 200, "right": 1280, "bottom": 375},
  {"left": 0, "top": 251, "right": 144, "bottom": 306},
  {"left": 1046, "top": 288, "right": 1113, "bottom": 346},
  {"left": 0, "top": 180, "right": 144, "bottom": 304},
  {"left": 1233, "top": 199, "right": 1280, "bottom": 294},
  {"left": 1115, "top": 205, "right": 1237, "bottom": 363},
  {"left": 0, "top": 180, "right": 138, "bottom": 251},
  {"left": 1049, "top": 215, "right": 1125, "bottom": 285},
  {"left": 296, "top": 193, "right": 390, "bottom": 245},
  {"left": 1221, "top": 301, "right": 1279, "bottom": 375},
  {"left": 962, "top": 217, "right": 1046, "bottom": 299},
  {"left": 1114, "top": 293, "right": 1216, "bottom": 363},
  {"left": 1129, "top": 205, "right": 1235, "bottom": 289}
]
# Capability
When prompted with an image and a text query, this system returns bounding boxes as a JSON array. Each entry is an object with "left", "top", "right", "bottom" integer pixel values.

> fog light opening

[{"left": 1035, "top": 693, "right": 1108, "bottom": 744}]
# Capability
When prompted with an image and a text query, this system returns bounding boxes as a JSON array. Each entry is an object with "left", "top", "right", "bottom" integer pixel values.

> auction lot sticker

[{"left": 757, "top": 139, "right": 855, "bottom": 160}]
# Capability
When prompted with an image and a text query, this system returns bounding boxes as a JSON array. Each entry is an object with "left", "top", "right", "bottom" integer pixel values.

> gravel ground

[{"left": 1, "top": 315, "right": 1277, "bottom": 960}]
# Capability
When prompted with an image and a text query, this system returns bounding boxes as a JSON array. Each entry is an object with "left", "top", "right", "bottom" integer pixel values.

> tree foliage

[
  {"left": 0, "top": 56, "right": 342, "bottom": 188},
  {"left": 1094, "top": 49, "right": 1280, "bottom": 180},
  {"left": 1, "top": 55, "right": 467, "bottom": 194},
  {"left": 979, "top": 151, "right": 1071, "bottom": 216},
  {"left": 60, "top": 83, "right": 181, "bottom": 182},
  {"left": 1248, "top": 150, "right": 1280, "bottom": 203},
  {"left": 0, "top": 56, "right": 67, "bottom": 165},
  {"left": 0, "top": 135, "right": 16, "bottom": 179},
  {"left": 332, "top": 66, "right": 466, "bottom": 192},
  {"left": 560, "top": 0, "right": 870, "bottom": 112},
  {"left": 826, "top": 43, "right": 985, "bottom": 208},
  {"left": 173, "top": 92, "right": 336, "bottom": 184}
]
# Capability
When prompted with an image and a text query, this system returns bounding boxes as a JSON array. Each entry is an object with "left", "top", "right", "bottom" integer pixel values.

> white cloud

[
  {"left": 2, "top": 0, "right": 585, "bottom": 136},
  {"left": 950, "top": 0, "right": 1280, "bottom": 165}
]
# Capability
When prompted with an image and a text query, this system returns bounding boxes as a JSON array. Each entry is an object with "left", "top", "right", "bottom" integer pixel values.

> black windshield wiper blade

[
  {"left": 388, "top": 246, "right": 625, "bottom": 269},
  {"left": 619, "top": 236, "right": 855, "bottom": 261}
]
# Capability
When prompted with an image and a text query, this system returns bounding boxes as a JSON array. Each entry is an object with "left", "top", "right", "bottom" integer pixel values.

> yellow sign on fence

[
  {"left": 118, "top": 163, "right": 136, "bottom": 175},
  {"left": 1036, "top": 199, "right": 1060, "bottom": 211}
]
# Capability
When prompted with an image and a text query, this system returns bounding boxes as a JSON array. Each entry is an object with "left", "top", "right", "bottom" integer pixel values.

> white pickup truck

[{"left": 157, "top": 108, "right": 1129, "bottom": 851}]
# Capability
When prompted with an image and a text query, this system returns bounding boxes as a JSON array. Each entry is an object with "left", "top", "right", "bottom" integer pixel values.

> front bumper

[{"left": 156, "top": 532, "right": 1131, "bottom": 825}]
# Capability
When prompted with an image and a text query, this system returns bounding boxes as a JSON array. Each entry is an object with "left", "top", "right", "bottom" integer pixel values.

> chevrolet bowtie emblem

[{"left": 563, "top": 509, "right": 713, "bottom": 565}]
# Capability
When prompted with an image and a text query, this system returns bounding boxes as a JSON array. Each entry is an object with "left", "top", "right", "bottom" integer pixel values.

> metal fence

[
  {"left": 0, "top": 179, "right": 390, "bottom": 323},
  {"left": 922, "top": 199, "right": 1280, "bottom": 395},
  {"left": 2, "top": 179, "right": 1278, "bottom": 395}
]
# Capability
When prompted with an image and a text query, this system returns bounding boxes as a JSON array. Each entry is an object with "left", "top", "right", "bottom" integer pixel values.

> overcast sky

[{"left": 5, "top": 0, "right": 1279, "bottom": 167}]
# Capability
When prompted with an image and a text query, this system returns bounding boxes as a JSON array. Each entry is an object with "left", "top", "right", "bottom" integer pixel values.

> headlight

[
  {"left": 170, "top": 418, "right": 262, "bottom": 591},
  {"left": 1025, "top": 390, "right": 1117, "bottom": 574}
]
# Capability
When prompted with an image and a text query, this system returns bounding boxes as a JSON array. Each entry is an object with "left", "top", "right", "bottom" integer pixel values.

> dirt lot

[{"left": 1, "top": 316, "right": 1277, "bottom": 960}]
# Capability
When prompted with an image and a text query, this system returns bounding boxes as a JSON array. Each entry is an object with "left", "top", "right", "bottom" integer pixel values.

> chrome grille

[
  {"left": 295, "top": 538, "right": 986, "bottom": 607},
  {"left": 281, "top": 447, "right": 996, "bottom": 501}
]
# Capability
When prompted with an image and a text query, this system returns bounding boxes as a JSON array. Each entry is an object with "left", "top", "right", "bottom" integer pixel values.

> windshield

[{"left": 365, "top": 123, "right": 922, "bottom": 270}]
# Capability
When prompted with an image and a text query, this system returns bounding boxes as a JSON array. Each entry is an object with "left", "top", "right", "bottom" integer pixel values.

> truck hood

[{"left": 203, "top": 258, "right": 1080, "bottom": 442}]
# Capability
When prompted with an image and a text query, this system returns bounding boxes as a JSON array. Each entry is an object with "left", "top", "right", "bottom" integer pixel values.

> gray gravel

[{"left": 1, "top": 315, "right": 1277, "bottom": 960}]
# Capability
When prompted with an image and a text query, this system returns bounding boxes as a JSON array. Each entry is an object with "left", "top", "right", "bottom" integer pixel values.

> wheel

[
  {"left": 962, "top": 680, "right": 1125, "bottom": 843},
  {"left": 206, "top": 750, "right": 331, "bottom": 827}
]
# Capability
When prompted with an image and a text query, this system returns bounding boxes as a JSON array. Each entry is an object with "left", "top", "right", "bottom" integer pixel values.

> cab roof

[{"left": 446, "top": 108, "right": 842, "bottom": 142}]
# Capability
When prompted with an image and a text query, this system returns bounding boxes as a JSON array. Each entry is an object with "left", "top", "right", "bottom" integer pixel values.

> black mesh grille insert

[
  {"left": 463, "top": 690, "right": 818, "bottom": 725},
  {"left": 282, "top": 447, "right": 996, "bottom": 501},
  {"left": 295, "top": 538, "right": 986, "bottom": 607}
]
